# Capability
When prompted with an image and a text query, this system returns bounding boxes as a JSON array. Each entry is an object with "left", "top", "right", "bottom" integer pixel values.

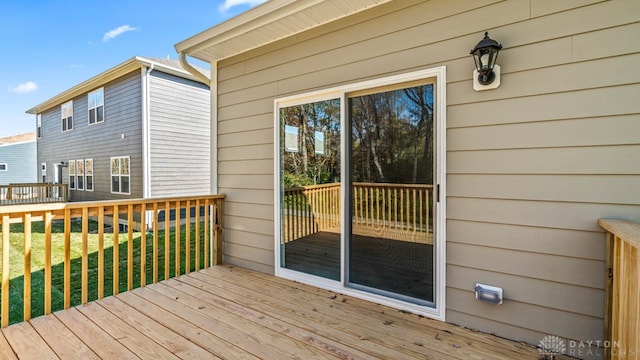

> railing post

[
  {"left": 23, "top": 213, "right": 32, "bottom": 321},
  {"left": 64, "top": 209, "right": 71, "bottom": 308},
  {"left": 213, "top": 198, "right": 224, "bottom": 266},
  {"left": 2, "top": 214, "right": 10, "bottom": 328},
  {"left": 599, "top": 219, "right": 640, "bottom": 360}
]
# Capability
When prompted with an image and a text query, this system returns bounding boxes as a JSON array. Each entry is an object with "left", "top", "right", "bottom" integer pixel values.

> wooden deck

[{"left": 0, "top": 265, "right": 542, "bottom": 359}]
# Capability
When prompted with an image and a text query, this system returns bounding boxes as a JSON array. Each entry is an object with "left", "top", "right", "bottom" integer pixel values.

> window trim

[
  {"left": 76, "top": 160, "right": 84, "bottom": 190},
  {"left": 88, "top": 88, "right": 105, "bottom": 125},
  {"left": 36, "top": 114, "right": 42, "bottom": 138},
  {"left": 61, "top": 101, "right": 73, "bottom": 132},
  {"left": 68, "top": 160, "right": 76, "bottom": 189},
  {"left": 85, "top": 159, "right": 94, "bottom": 191},
  {"left": 110, "top": 156, "right": 131, "bottom": 195}
]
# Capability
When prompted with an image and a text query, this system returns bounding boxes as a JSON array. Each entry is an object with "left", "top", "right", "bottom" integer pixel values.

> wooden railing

[
  {"left": 0, "top": 183, "right": 68, "bottom": 205},
  {"left": 0, "top": 194, "right": 224, "bottom": 327},
  {"left": 283, "top": 182, "right": 432, "bottom": 243},
  {"left": 283, "top": 183, "right": 340, "bottom": 242},
  {"left": 599, "top": 219, "right": 640, "bottom": 360}
]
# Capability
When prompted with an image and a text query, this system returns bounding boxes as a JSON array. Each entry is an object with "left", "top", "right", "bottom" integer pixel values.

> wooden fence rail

[
  {"left": 0, "top": 194, "right": 224, "bottom": 328},
  {"left": 599, "top": 219, "right": 640, "bottom": 360},
  {"left": 283, "top": 182, "right": 432, "bottom": 243},
  {"left": 0, "top": 183, "right": 68, "bottom": 205}
]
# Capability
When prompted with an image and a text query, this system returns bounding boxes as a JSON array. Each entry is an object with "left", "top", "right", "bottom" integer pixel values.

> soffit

[{"left": 175, "top": 0, "right": 393, "bottom": 62}]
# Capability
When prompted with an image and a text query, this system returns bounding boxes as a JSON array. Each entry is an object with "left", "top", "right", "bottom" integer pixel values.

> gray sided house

[
  {"left": 27, "top": 56, "right": 210, "bottom": 202},
  {"left": 175, "top": 0, "right": 640, "bottom": 357},
  {"left": 0, "top": 132, "right": 37, "bottom": 185}
]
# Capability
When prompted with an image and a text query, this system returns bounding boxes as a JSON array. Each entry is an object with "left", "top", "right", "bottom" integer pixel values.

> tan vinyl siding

[
  {"left": 147, "top": 71, "right": 210, "bottom": 197},
  {"left": 214, "top": 0, "right": 640, "bottom": 351}
]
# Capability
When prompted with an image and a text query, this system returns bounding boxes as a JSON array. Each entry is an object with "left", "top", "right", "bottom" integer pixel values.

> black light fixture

[
  {"left": 470, "top": 32, "right": 502, "bottom": 90},
  {"left": 59, "top": 161, "right": 66, "bottom": 167}
]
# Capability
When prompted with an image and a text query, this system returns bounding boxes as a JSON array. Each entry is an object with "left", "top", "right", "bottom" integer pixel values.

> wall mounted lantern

[
  {"left": 59, "top": 161, "right": 67, "bottom": 167},
  {"left": 470, "top": 32, "right": 502, "bottom": 91}
]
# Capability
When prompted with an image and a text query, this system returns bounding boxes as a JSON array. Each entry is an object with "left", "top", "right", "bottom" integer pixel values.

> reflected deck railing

[
  {"left": 283, "top": 182, "right": 432, "bottom": 243},
  {"left": 0, "top": 183, "right": 68, "bottom": 205},
  {"left": 599, "top": 219, "right": 640, "bottom": 360},
  {"left": 0, "top": 194, "right": 224, "bottom": 327}
]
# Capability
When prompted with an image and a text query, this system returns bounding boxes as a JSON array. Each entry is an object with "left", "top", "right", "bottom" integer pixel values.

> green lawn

[{"left": 0, "top": 219, "right": 206, "bottom": 325}]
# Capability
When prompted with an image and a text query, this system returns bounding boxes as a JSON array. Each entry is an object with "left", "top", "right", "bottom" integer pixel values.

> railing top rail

[
  {"left": 0, "top": 194, "right": 225, "bottom": 214},
  {"left": 286, "top": 183, "right": 341, "bottom": 191},
  {"left": 599, "top": 219, "right": 640, "bottom": 249},
  {"left": 4, "top": 183, "right": 63, "bottom": 186},
  {"left": 353, "top": 182, "right": 434, "bottom": 189},
  {"left": 286, "top": 182, "right": 434, "bottom": 192}
]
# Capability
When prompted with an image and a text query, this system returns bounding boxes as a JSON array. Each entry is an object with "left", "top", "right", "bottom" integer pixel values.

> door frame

[{"left": 274, "top": 66, "right": 447, "bottom": 320}]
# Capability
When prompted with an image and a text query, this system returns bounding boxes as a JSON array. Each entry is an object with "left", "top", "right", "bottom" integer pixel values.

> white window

[
  {"left": 68, "top": 160, "right": 76, "bottom": 189},
  {"left": 37, "top": 114, "right": 42, "bottom": 138},
  {"left": 61, "top": 101, "right": 73, "bottom": 132},
  {"left": 0, "top": 163, "right": 7, "bottom": 171},
  {"left": 76, "top": 160, "right": 84, "bottom": 190},
  {"left": 85, "top": 159, "right": 94, "bottom": 191},
  {"left": 88, "top": 88, "right": 104, "bottom": 125},
  {"left": 111, "top": 156, "right": 130, "bottom": 194}
]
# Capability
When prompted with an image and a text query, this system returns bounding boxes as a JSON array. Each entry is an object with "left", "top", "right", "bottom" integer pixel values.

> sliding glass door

[{"left": 276, "top": 68, "right": 445, "bottom": 315}]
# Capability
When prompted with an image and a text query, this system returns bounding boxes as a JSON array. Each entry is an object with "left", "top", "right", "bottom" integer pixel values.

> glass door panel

[
  {"left": 347, "top": 83, "right": 435, "bottom": 304},
  {"left": 279, "top": 99, "right": 341, "bottom": 280}
]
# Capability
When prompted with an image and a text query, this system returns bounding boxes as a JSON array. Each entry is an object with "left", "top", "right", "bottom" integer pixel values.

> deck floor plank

[
  {"left": 30, "top": 313, "right": 99, "bottom": 360},
  {"left": 76, "top": 301, "right": 180, "bottom": 360},
  {"left": 137, "top": 284, "right": 338, "bottom": 360},
  {"left": 97, "top": 296, "right": 216, "bottom": 359},
  {"left": 0, "top": 333, "right": 17, "bottom": 360},
  {"left": 54, "top": 307, "right": 139, "bottom": 360},
  {"left": 186, "top": 269, "right": 454, "bottom": 360},
  {"left": 158, "top": 278, "right": 377, "bottom": 360},
  {"left": 205, "top": 265, "right": 541, "bottom": 359},
  {"left": 1, "top": 264, "right": 545, "bottom": 359},
  {"left": 115, "top": 289, "right": 253, "bottom": 360},
  {"left": 2, "top": 322, "right": 58, "bottom": 360}
]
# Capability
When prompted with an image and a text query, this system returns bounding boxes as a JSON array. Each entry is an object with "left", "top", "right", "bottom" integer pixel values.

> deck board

[
  {"left": 30, "top": 314, "right": 99, "bottom": 360},
  {"left": 55, "top": 307, "right": 139, "bottom": 360},
  {"left": 76, "top": 302, "right": 180, "bottom": 360},
  {"left": 187, "top": 269, "right": 440, "bottom": 359},
  {"left": 0, "top": 333, "right": 17, "bottom": 360},
  {"left": 1, "top": 322, "right": 58, "bottom": 360},
  {"left": 0, "top": 265, "right": 544, "bottom": 359},
  {"left": 97, "top": 296, "right": 216, "bottom": 359}
]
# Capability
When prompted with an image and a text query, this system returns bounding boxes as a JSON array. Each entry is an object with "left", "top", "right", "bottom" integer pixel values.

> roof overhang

[
  {"left": 26, "top": 56, "right": 205, "bottom": 115},
  {"left": 175, "top": 0, "right": 393, "bottom": 63}
]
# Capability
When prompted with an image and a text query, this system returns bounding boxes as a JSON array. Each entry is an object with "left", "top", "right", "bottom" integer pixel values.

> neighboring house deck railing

[
  {"left": 0, "top": 183, "right": 68, "bottom": 205},
  {"left": 0, "top": 194, "right": 224, "bottom": 327},
  {"left": 599, "top": 219, "right": 640, "bottom": 360},
  {"left": 283, "top": 182, "right": 432, "bottom": 243}
]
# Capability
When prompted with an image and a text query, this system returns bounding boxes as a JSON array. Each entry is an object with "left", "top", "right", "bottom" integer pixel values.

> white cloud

[
  {"left": 8, "top": 81, "right": 38, "bottom": 94},
  {"left": 219, "top": 0, "right": 267, "bottom": 12},
  {"left": 102, "top": 25, "right": 137, "bottom": 42}
]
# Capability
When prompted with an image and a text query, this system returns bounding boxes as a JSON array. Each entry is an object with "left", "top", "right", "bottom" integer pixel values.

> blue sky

[{"left": 0, "top": 0, "right": 266, "bottom": 138}]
